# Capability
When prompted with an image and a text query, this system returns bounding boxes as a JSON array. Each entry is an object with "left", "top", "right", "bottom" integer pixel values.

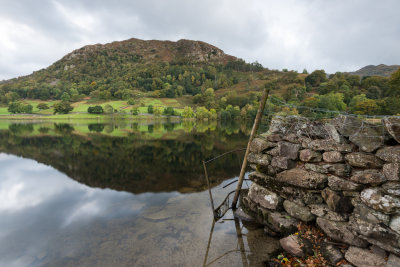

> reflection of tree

[
  {"left": 88, "top": 124, "right": 105, "bottom": 132},
  {"left": 0, "top": 124, "right": 250, "bottom": 194},
  {"left": 9, "top": 123, "right": 34, "bottom": 135},
  {"left": 54, "top": 123, "right": 74, "bottom": 134}
]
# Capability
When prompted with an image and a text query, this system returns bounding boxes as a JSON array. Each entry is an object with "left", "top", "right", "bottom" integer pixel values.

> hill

[
  {"left": 0, "top": 38, "right": 268, "bottom": 102},
  {"left": 348, "top": 64, "right": 400, "bottom": 77}
]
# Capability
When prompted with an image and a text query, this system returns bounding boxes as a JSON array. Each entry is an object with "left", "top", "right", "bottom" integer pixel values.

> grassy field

[{"left": 0, "top": 97, "right": 187, "bottom": 119}]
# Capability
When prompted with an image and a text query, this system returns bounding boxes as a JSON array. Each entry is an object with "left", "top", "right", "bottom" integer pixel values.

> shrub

[{"left": 87, "top": 105, "right": 104, "bottom": 114}]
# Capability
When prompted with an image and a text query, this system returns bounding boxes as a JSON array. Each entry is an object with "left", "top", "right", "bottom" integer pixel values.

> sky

[{"left": 0, "top": 0, "right": 399, "bottom": 80}]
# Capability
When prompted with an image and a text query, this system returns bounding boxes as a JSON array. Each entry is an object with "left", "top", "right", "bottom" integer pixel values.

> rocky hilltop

[
  {"left": 348, "top": 64, "right": 400, "bottom": 78},
  {"left": 241, "top": 115, "right": 400, "bottom": 266}
]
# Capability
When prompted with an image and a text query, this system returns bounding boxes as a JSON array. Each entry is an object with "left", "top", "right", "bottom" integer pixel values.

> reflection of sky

[
  {"left": 0, "top": 153, "right": 176, "bottom": 267},
  {"left": 0, "top": 153, "right": 269, "bottom": 267}
]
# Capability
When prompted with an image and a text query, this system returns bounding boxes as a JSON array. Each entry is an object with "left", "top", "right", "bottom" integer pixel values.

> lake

[{"left": 0, "top": 120, "right": 279, "bottom": 266}]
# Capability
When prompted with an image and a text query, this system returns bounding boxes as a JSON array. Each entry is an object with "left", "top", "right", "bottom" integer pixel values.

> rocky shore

[{"left": 240, "top": 115, "right": 400, "bottom": 266}]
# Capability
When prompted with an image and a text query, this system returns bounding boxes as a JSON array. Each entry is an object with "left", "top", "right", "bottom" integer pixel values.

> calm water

[{"left": 0, "top": 121, "right": 279, "bottom": 267}]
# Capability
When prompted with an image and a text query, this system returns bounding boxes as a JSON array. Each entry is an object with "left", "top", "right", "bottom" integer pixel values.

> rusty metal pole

[{"left": 231, "top": 87, "right": 270, "bottom": 209}]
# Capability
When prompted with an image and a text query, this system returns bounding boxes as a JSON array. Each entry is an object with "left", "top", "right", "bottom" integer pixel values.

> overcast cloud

[{"left": 0, "top": 0, "right": 399, "bottom": 80}]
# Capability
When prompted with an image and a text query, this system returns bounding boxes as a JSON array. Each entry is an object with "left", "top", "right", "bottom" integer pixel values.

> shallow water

[{"left": 0, "top": 121, "right": 279, "bottom": 266}]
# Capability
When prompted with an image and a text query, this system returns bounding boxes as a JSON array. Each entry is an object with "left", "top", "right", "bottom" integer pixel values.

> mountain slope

[
  {"left": 348, "top": 64, "right": 400, "bottom": 77},
  {"left": 0, "top": 38, "right": 264, "bottom": 101}
]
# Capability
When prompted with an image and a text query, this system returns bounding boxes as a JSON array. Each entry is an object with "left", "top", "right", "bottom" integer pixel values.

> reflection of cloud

[{"left": 0, "top": 153, "right": 149, "bottom": 266}]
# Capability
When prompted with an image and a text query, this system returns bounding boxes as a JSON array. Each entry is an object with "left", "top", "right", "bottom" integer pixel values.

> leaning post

[{"left": 231, "top": 86, "right": 270, "bottom": 209}]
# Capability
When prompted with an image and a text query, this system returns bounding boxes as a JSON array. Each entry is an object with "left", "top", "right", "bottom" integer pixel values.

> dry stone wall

[{"left": 241, "top": 115, "right": 400, "bottom": 266}]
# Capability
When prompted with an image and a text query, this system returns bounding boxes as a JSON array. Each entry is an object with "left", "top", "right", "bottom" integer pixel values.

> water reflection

[{"left": 0, "top": 121, "right": 280, "bottom": 266}]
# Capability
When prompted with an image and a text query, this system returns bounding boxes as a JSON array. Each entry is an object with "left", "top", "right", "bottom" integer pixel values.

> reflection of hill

[{"left": 0, "top": 126, "right": 249, "bottom": 194}]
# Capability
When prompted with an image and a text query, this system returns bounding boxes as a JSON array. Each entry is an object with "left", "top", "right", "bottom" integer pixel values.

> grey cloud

[{"left": 0, "top": 0, "right": 399, "bottom": 80}]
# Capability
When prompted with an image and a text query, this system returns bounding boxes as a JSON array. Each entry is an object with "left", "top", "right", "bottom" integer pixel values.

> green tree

[
  {"left": 354, "top": 99, "right": 379, "bottom": 115},
  {"left": 147, "top": 105, "right": 154, "bottom": 114},
  {"left": 195, "top": 106, "right": 209, "bottom": 120},
  {"left": 8, "top": 101, "right": 24, "bottom": 114},
  {"left": 61, "top": 92, "right": 71, "bottom": 102},
  {"left": 23, "top": 104, "right": 33, "bottom": 114},
  {"left": 163, "top": 107, "right": 175, "bottom": 116},
  {"left": 131, "top": 107, "right": 139, "bottom": 115},
  {"left": 182, "top": 106, "right": 194, "bottom": 118},
  {"left": 87, "top": 105, "right": 104, "bottom": 114},
  {"left": 37, "top": 103, "right": 49, "bottom": 110},
  {"left": 104, "top": 104, "right": 114, "bottom": 114},
  {"left": 54, "top": 101, "right": 73, "bottom": 114},
  {"left": 305, "top": 70, "right": 327, "bottom": 87},
  {"left": 153, "top": 106, "right": 163, "bottom": 116}
]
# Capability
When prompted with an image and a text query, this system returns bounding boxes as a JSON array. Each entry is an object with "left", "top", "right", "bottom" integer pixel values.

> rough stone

[
  {"left": 376, "top": 146, "right": 400, "bottom": 163},
  {"left": 345, "top": 152, "right": 384, "bottom": 168},
  {"left": 250, "top": 138, "right": 276, "bottom": 153},
  {"left": 282, "top": 133, "right": 301, "bottom": 144},
  {"left": 271, "top": 156, "right": 296, "bottom": 170},
  {"left": 248, "top": 183, "right": 282, "bottom": 210},
  {"left": 324, "top": 123, "right": 342, "bottom": 143},
  {"left": 382, "top": 182, "right": 400, "bottom": 197},
  {"left": 328, "top": 175, "right": 364, "bottom": 191},
  {"left": 304, "top": 163, "right": 329, "bottom": 173},
  {"left": 304, "top": 139, "right": 353, "bottom": 152},
  {"left": 247, "top": 152, "right": 271, "bottom": 166},
  {"left": 349, "top": 126, "right": 385, "bottom": 153},
  {"left": 309, "top": 204, "right": 349, "bottom": 221},
  {"left": 299, "top": 149, "right": 322, "bottom": 162},
  {"left": 358, "top": 236, "right": 400, "bottom": 257},
  {"left": 321, "top": 244, "right": 343, "bottom": 266},
  {"left": 360, "top": 188, "right": 400, "bottom": 214},
  {"left": 349, "top": 215, "right": 400, "bottom": 250},
  {"left": 383, "top": 117, "right": 400, "bottom": 143},
  {"left": 333, "top": 115, "right": 363, "bottom": 137},
  {"left": 267, "top": 134, "right": 282, "bottom": 142},
  {"left": 277, "top": 141, "right": 301, "bottom": 160},
  {"left": 383, "top": 163, "right": 400, "bottom": 181},
  {"left": 387, "top": 253, "right": 400, "bottom": 267},
  {"left": 327, "top": 163, "right": 352, "bottom": 177},
  {"left": 279, "top": 234, "right": 313, "bottom": 257},
  {"left": 321, "top": 188, "right": 354, "bottom": 213},
  {"left": 266, "top": 147, "right": 280, "bottom": 156},
  {"left": 389, "top": 215, "right": 400, "bottom": 235},
  {"left": 352, "top": 200, "right": 390, "bottom": 225},
  {"left": 267, "top": 211, "right": 299, "bottom": 235},
  {"left": 350, "top": 169, "right": 387, "bottom": 186},
  {"left": 233, "top": 208, "right": 255, "bottom": 222},
  {"left": 276, "top": 168, "right": 328, "bottom": 189},
  {"left": 345, "top": 246, "right": 387, "bottom": 267},
  {"left": 283, "top": 200, "right": 315, "bottom": 222},
  {"left": 323, "top": 151, "right": 344, "bottom": 163},
  {"left": 316, "top": 217, "right": 368, "bottom": 247}
]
